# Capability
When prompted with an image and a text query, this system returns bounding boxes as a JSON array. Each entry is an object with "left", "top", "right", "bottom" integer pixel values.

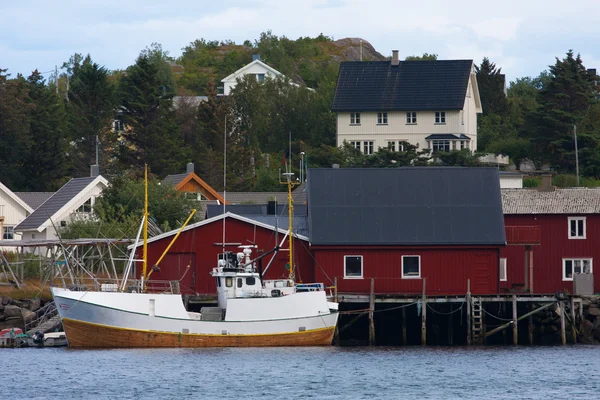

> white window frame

[
  {"left": 406, "top": 112, "right": 417, "bottom": 124},
  {"left": 377, "top": 112, "right": 388, "bottom": 125},
  {"left": 431, "top": 140, "right": 450, "bottom": 153},
  {"left": 3, "top": 226, "right": 15, "bottom": 240},
  {"left": 435, "top": 111, "right": 446, "bottom": 124},
  {"left": 387, "top": 141, "right": 395, "bottom": 152},
  {"left": 499, "top": 258, "right": 507, "bottom": 282},
  {"left": 363, "top": 141, "right": 374, "bottom": 155},
  {"left": 256, "top": 73, "right": 265, "bottom": 82},
  {"left": 344, "top": 255, "right": 363, "bottom": 279},
  {"left": 562, "top": 258, "right": 593, "bottom": 281},
  {"left": 402, "top": 255, "right": 421, "bottom": 279},
  {"left": 76, "top": 198, "right": 93, "bottom": 214},
  {"left": 568, "top": 217, "right": 586, "bottom": 239},
  {"left": 350, "top": 113, "right": 361, "bottom": 125},
  {"left": 349, "top": 141, "right": 361, "bottom": 151}
]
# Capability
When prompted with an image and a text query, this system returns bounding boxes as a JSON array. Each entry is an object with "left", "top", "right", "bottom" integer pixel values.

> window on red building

[
  {"left": 568, "top": 217, "right": 586, "bottom": 239},
  {"left": 563, "top": 258, "right": 592, "bottom": 281},
  {"left": 402, "top": 255, "right": 421, "bottom": 278},
  {"left": 344, "top": 256, "right": 363, "bottom": 278}
]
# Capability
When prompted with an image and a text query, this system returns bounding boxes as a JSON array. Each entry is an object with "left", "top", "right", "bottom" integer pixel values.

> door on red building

[{"left": 473, "top": 253, "right": 494, "bottom": 294}]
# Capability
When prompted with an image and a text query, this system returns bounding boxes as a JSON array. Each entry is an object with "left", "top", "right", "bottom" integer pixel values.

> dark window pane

[
  {"left": 246, "top": 277, "right": 256, "bottom": 286},
  {"left": 578, "top": 220, "right": 584, "bottom": 237},
  {"left": 565, "top": 260, "right": 572, "bottom": 278},
  {"left": 403, "top": 256, "right": 420, "bottom": 276},
  {"left": 345, "top": 256, "right": 362, "bottom": 277},
  {"left": 237, "top": 278, "right": 243, "bottom": 288}
]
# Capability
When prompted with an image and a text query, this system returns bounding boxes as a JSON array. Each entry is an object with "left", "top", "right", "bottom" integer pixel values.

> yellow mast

[
  {"left": 287, "top": 173, "right": 294, "bottom": 281},
  {"left": 142, "top": 164, "right": 149, "bottom": 287}
]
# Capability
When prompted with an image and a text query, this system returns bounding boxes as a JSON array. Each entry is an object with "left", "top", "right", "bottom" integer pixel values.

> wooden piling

[
  {"left": 369, "top": 278, "right": 375, "bottom": 346},
  {"left": 466, "top": 279, "right": 471, "bottom": 346},
  {"left": 570, "top": 297, "right": 577, "bottom": 344},
  {"left": 512, "top": 295, "right": 518, "bottom": 345},
  {"left": 421, "top": 278, "right": 427, "bottom": 346},
  {"left": 447, "top": 304, "right": 453, "bottom": 346},
  {"left": 559, "top": 301, "right": 566, "bottom": 345},
  {"left": 333, "top": 277, "right": 339, "bottom": 345},
  {"left": 401, "top": 306, "right": 407, "bottom": 346},
  {"left": 528, "top": 304, "right": 534, "bottom": 345}
]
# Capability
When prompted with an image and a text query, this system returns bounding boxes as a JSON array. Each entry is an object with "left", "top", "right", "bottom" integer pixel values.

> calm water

[{"left": 2, "top": 346, "right": 599, "bottom": 399}]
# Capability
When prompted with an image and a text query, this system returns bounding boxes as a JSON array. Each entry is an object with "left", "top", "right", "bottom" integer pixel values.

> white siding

[
  {"left": 0, "top": 191, "right": 29, "bottom": 240},
  {"left": 223, "top": 63, "right": 281, "bottom": 95}
]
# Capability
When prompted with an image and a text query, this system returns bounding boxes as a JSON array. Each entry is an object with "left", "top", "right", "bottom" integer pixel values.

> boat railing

[
  {"left": 295, "top": 283, "right": 325, "bottom": 292},
  {"left": 53, "top": 277, "right": 182, "bottom": 294}
]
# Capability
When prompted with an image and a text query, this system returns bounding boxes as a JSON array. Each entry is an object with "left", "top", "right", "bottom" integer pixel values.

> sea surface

[{"left": 2, "top": 346, "right": 599, "bottom": 399}]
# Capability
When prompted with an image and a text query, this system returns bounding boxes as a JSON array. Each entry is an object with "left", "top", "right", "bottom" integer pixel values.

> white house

[
  {"left": 0, "top": 182, "right": 34, "bottom": 241},
  {"left": 221, "top": 55, "right": 299, "bottom": 95},
  {"left": 14, "top": 174, "right": 108, "bottom": 242},
  {"left": 331, "top": 51, "right": 483, "bottom": 154}
]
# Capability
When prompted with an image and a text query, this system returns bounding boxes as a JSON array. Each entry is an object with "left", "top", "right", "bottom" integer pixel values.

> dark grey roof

[
  {"left": 425, "top": 134, "right": 471, "bottom": 140},
  {"left": 15, "top": 177, "right": 97, "bottom": 231},
  {"left": 308, "top": 167, "right": 506, "bottom": 246},
  {"left": 206, "top": 204, "right": 309, "bottom": 237},
  {"left": 161, "top": 173, "right": 187, "bottom": 187},
  {"left": 331, "top": 60, "right": 473, "bottom": 112},
  {"left": 14, "top": 192, "right": 54, "bottom": 210}
]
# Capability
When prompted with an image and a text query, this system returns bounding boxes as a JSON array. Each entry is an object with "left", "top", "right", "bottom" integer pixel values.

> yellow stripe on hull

[{"left": 62, "top": 318, "right": 336, "bottom": 348}]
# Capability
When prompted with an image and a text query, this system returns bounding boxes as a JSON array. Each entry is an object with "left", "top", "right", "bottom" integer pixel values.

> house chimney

[
  {"left": 391, "top": 50, "right": 399, "bottom": 66},
  {"left": 252, "top": 54, "right": 261, "bottom": 61},
  {"left": 186, "top": 162, "right": 194, "bottom": 174},
  {"left": 90, "top": 164, "right": 100, "bottom": 177},
  {"left": 538, "top": 173, "right": 554, "bottom": 192}
]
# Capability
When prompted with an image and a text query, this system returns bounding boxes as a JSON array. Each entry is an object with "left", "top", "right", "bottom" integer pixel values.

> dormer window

[
  {"left": 435, "top": 111, "right": 446, "bottom": 124},
  {"left": 350, "top": 113, "right": 361, "bottom": 125}
]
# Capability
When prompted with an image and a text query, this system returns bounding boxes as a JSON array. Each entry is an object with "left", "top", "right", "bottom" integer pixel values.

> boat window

[
  {"left": 237, "top": 278, "right": 243, "bottom": 288},
  {"left": 225, "top": 277, "right": 233, "bottom": 287},
  {"left": 216, "top": 278, "right": 221, "bottom": 287},
  {"left": 275, "top": 280, "right": 284, "bottom": 288},
  {"left": 246, "top": 277, "right": 256, "bottom": 286}
]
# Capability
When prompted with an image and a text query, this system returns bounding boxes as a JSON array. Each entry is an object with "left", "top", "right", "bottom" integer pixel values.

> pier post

[
  {"left": 512, "top": 295, "right": 518, "bottom": 345},
  {"left": 401, "top": 306, "right": 407, "bottom": 345},
  {"left": 448, "top": 304, "right": 454, "bottom": 345},
  {"left": 421, "top": 278, "right": 427, "bottom": 346},
  {"left": 528, "top": 304, "right": 534, "bottom": 345},
  {"left": 560, "top": 301, "right": 566, "bottom": 345},
  {"left": 466, "top": 279, "right": 471, "bottom": 345},
  {"left": 570, "top": 297, "right": 577, "bottom": 344},
  {"left": 333, "top": 277, "right": 339, "bottom": 345},
  {"left": 369, "top": 278, "right": 375, "bottom": 346}
]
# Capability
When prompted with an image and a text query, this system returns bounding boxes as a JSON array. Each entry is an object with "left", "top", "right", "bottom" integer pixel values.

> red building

[
  {"left": 501, "top": 188, "right": 600, "bottom": 294},
  {"left": 308, "top": 168, "right": 506, "bottom": 296},
  {"left": 136, "top": 213, "right": 313, "bottom": 295}
]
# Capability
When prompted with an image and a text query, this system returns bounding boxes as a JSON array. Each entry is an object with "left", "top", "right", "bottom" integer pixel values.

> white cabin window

[
  {"left": 568, "top": 217, "right": 586, "bottom": 239},
  {"left": 350, "top": 113, "right": 361, "bottom": 125},
  {"left": 406, "top": 112, "right": 417, "bottom": 124},
  {"left": 435, "top": 111, "right": 446, "bottom": 124},
  {"left": 3, "top": 226, "right": 15, "bottom": 240},
  {"left": 344, "top": 255, "right": 363, "bottom": 279},
  {"left": 237, "top": 278, "right": 243, "bottom": 288},
  {"left": 563, "top": 258, "right": 592, "bottom": 281},
  {"left": 225, "top": 277, "right": 233, "bottom": 287},
  {"left": 387, "top": 141, "right": 396, "bottom": 152},
  {"left": 377, "top": 112, "right": 388, "bottom": 125},
  {"left": 500, "top": 258, "right": 507, "bottom": 281},
  {"left": 363, "top": 141, "right": 374, "bottom": 155},
  {"left": 402, "top": 255, "right": 421, "bottom": 279},
  {"left": 246, "top": 277, "right": 256, "bottom": 286},
  {"left": 349, "top": 141, "right": 361, "bottom": 151}
]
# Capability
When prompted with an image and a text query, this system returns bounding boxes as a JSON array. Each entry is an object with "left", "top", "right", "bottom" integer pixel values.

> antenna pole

[
  {"left": 142, "top": 164, "right": 149, "bottom": 290},
  {"left": 574, "top": 124, "right": 580, "bottom": 186},
  {"left": 223, "top": 115, "right": 227, "bottom": 256}
]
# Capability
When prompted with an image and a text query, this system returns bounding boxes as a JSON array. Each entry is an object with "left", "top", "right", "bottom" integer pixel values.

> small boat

[
  {"left": 26, "top": 331, "right": 68, "bottom": 347},
  {"left": 51, "top": 166, "right": 338, "bottom": 348}
]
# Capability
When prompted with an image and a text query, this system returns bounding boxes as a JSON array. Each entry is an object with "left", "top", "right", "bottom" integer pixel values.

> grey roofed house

[
  {"left": 218, "top": 187, "right": 307, "bottom": 205},
  {"left": 206, "top": 204, "right": 309, "bottom": 237},
  {"left": 331, "top": 60, "right": 473, "bottom": 112},
  {"left": 15, "top": 176, "right": 108, "bottom": 236},
  {"left": 308, "top": 167, "right": 506, "bottom": 246},
  {"left": 502, "top": 188, "right": 600, "bottom": 214},
  {"left": 14, "top": 192, "right": 54, "bottom": 210}
]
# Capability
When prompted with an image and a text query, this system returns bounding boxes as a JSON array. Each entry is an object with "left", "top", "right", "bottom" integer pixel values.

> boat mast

[{"left": 141, "top": 164, "right": 149, "bottom": 290}]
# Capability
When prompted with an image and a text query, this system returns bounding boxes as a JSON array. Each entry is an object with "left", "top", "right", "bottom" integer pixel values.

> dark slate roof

[
  {"left": 15, "top": 177, "right": 97, "bottom": 231},
  {"left": 14, "top": 192, "right": 54, "bottom": 210},
  {"left": 308, "top": 167, "right": 505, "bottom": 246},
  {"left": 331, "top": 60, "right": 473, "bottom": 112},
  {"left": 425, "top": 134, "right": 471, "bottom": 140},
  {"left": 161, "top": 173, "right": 187, "bottom": 187},
  {"left": 206, "top": 204, "right": 309, "bottom": 237}
]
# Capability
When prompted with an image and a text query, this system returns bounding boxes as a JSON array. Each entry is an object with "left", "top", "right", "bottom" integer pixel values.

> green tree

[
  {"left": 405, "top": 53, "right": 438, "bottom": 61},
  {"left": 24, "top": 70, "right": 70, "bottom": 191},
  {"left": 0, "top": 69, "right": 33, "bottom": 190},
  {"left": 117, "top": 54, "right": 186, "bottom": 176},
  {"left": 475, "top": 57, "right": 508, "bottom": 116},
  {"left": 67, "top": 60, "right": 117, "bottom": 177}
]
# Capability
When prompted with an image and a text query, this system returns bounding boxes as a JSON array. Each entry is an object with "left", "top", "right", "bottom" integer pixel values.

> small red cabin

[
  {"left": 136, "top": 213, "right": 313, "bottom": 295},
  {"left": 500, "top": 188, "right": 600, "bottom": 294}
]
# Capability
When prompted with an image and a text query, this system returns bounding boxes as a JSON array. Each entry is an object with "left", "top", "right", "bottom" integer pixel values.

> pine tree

[
  {"left": 475, "top": 57, "right": 508, "bottom": 116},
  {"left": 118, "top": 54, "right": 186, "bottom": 176},
  {"left": 0, "top": 69, "right": 33, "bottom": 190}
]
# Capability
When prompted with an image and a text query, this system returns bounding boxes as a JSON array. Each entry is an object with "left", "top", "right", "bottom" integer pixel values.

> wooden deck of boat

[{"left": 62, "top": 318, "right": 335, "bottom": 348}]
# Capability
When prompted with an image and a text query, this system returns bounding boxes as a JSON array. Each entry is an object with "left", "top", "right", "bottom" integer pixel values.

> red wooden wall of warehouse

[
  {"left": 137, "top": 216, "right": 314, "bottom": 295},
  {"left": 501, "top": 214, "right": 600, "bottom": 294},
  {"left": 312, "top": 247, "right": 500, "bottom": 296}
]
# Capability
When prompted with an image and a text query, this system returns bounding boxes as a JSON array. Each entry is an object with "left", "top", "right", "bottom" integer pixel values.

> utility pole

[
  {"left": 574, "top": 125, "right": 580, "bottom": 186},
  {"left": 55, "top": 65, "right": 58, "bottom": 94}
]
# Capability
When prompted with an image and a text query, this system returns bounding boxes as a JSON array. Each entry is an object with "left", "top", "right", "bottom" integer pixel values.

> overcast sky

[{"left": 2, "top": 0, "right": 599, "bottom": 84}]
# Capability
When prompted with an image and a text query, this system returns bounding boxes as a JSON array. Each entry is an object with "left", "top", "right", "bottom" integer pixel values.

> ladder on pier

[{"left": 471, "top": 297, "right": 483, "bottom": 344}]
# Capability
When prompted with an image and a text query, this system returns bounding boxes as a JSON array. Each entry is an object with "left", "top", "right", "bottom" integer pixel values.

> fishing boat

[{"left": 51, "top": 166, "right": 338, "bottom": 348}]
